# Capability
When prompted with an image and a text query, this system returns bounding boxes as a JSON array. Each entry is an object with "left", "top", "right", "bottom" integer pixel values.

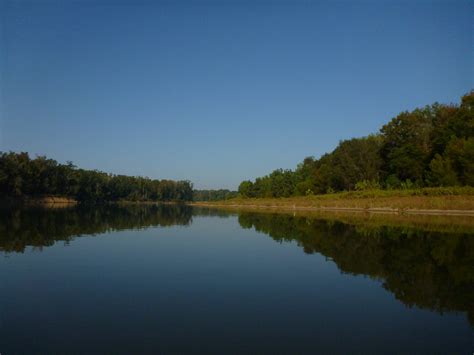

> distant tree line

[
  {"left": 193, "top": 189, "right": 238, "bottom": 201},
  {"left": 239, "top": 91, "right": 474, "bottom": 198},
  {"left": 0, "top": 152, "right": 193, "bottom": 202}
]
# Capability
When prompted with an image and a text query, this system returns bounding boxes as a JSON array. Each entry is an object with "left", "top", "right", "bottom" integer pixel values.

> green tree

[
  {"left": 427, "top": 154, "right": 459, "bottom": 186},
  {"left": 380, "top": 107, "right": 435, "bottom": 182},
  {"left": 238, "top": 180, "right": 255, "bottom": 198}
]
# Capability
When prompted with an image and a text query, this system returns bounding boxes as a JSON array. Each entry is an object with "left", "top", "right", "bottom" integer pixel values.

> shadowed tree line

[
  {"left": 193, "top": 189, "right": 238, "bottom": 201},
  {"left": 239, "top": 91, "right": 474, "bottom": 197},
  {"left": 0, "top": 152, "right": 193, "bottom": 202},
  {"left": 0, "top": 204, "right": 194, "bottom": 253},
  {"left": 238, "top": 211, "right": 474, "bottom": 326}
]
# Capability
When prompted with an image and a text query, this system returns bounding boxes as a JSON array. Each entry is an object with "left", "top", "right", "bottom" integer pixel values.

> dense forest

[
  {"left": 0, "top": 152, "right": 193, "bottom": 202},
  {"left": 239, "top": 91, "right": 474, "bottom": 198},
  {"left": 193, "top": 189, "right": 238, "bottom": 201}
]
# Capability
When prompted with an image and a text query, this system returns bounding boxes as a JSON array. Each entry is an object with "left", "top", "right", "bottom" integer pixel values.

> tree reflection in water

[
  {"left": 238, "top": 211, "right": 474, "bottom": 327},
  {"left": 0, "top": 204, "right": 194, "bottom": 253},
  {"left": 1, "top": 205, "right": 473, "bottom": 326}
]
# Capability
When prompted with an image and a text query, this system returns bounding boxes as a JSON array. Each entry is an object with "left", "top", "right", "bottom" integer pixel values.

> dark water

[{"left": 1, "top": 205, "right": 473, "bottom": 354}]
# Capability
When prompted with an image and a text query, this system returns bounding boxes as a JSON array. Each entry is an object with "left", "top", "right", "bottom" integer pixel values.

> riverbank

[
  {"left": 0, "top": 196, "right": 189, "bottom": 208},
  {"left": 1, "top": 196, "right": 77, "bottom": 207},
  {"left": 191, "top": 187, "right": 474, "bottom": 216}
]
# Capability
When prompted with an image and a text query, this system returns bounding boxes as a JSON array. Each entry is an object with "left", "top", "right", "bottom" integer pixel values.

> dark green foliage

[
  {"left": 239, "top": 91, "right": 474, "bottom": 198},
  {"left": 238, "top": 181, "right": 255, "bottom": 198},
  {"left": 238, "top": 169, "right": 295, "bottom": 198},
  {"left": 380, "top": 107, "right": 434, "bottom": 182},
  {"left": 193, "top": 189, "right": 238, "bottom": 201},
  {"left": 0, "top": 152, "right": 193, "bottom": 202},
  {"left": 319, "top": 135, "right": 383, "bottom": 191},
  {"left": 427, "top": 154, "right": 459, "bottom": 186}
]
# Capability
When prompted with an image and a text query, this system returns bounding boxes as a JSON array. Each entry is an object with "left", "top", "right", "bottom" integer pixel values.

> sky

[{"left": 0, "top": 0, "right": 472, "bottom": 189}]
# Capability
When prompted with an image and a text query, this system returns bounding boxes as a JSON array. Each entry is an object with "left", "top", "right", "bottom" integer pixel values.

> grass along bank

[{"left": 191, "top": 187, "right": 474, "bottom": 215}]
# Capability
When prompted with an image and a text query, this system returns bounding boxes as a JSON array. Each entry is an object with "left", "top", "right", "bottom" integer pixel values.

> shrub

[{"left": 355, "top": 179, "right": 381, "bottom": 191}]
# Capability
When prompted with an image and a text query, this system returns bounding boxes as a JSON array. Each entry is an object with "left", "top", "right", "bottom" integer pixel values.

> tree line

[
  {"left": 239, "top": 91, "right": 474, "bottom": 198},
  {"left": 193, "top": 189, "right": 238, "bottom": 201},
  {"left": 0, "top": 152, "right": 193, "bottom": 202}
]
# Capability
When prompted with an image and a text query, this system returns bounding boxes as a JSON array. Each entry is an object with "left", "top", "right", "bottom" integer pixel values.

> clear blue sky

[{"left": 1, "top": 0, "right": 472, "bottom": 189}]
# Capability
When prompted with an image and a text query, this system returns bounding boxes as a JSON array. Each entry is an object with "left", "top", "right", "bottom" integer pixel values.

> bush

[{"left": 355, "top": 179, "right": 381, "bottom": 191}]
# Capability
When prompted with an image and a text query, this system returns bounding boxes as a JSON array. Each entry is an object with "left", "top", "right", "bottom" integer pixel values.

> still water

[{"left": 1, "top": 204, "right": 473, "bottom": 354}]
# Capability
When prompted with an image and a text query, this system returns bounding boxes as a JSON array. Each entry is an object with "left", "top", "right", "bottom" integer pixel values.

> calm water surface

[{"left": 1, "top": 205, "right": 473, "bottom": 354}]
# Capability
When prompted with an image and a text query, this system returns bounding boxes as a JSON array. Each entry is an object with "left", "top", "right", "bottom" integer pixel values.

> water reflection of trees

[
  {"left": 238, "top": 212, "right": 474, "bottom": 326},
  {"left": 3, "top": 205, "right": 474, "bottom": 326},
  {"left": 0, "top": 204, "right": 194, "bottom": 253}
]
